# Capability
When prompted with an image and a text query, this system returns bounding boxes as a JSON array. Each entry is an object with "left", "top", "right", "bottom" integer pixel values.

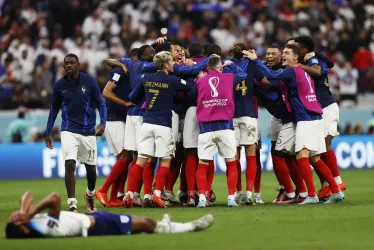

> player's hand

[
  {"left": 156, "top": 37, "right": 168, "bottom": 44},
  {"left": 124, "top": 101, "right": 135, "bottom": 107},
  {"left": 9, "top": 211, "right": 31, "bottom": 225},
  {"left": 184, "top": 59, "right": 195, "bottom": 66},
  {"left": 196, "top": 71, "right": 207, "bottom": 79},
  {"left": 45, "top": 136, "right": 53, "bottom": 149},
  {"left": 122, "top": 65, "right": 129, "bottom": 75},
  {"left": 304, "top": 52, "right": 315, "bottom": 62},
  {"left": 95, "top": 124, "right": 105, "bottom": 136},
  {"left": 242, "top": 50, "right": 257, "bottom": 60},
  {"left": 223, "top": 60, "right": 233, "bottom": 67}
]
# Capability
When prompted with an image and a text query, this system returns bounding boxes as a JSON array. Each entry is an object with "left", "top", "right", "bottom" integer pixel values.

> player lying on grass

[{"left": 5, "top": 191, "right": 214, "bottom": 239}]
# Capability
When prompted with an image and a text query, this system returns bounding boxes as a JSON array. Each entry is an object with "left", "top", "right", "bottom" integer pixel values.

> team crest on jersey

[{"left": 82, "top": 86, "right": 86, "bottom": 93}]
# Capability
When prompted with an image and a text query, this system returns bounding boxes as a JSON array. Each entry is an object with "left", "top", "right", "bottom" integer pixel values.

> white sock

[
  {"left": 334, "top": 176, "right": 342, "bottom": 185},
  {"left": 286, "top": 192, "right": 295, "bottom": 198},
  {"left": 154, "top": 221, "right": 194, "bottom": 233},
  {"left": 199, "top": 194, "right": 206, "bottom": 202},
  {"left": 254, "top": 193, "right": 261, "bottom": 199},
  {"left": 86, "top": 188, "right": 95, "bottom": 197},
  {"left": 228, "top": 194, "right": 235, "bottom": 200},
  {"left": 126, "top": 191, "right": 134, "bottom": 199},
  {"left": 299, "top": 192, "right": 307, "bottom": 198},
  {"left": 144, "top": 194, "right": 152, "bottom": 200},
  {"left": 67, "top": 198, "right": 77, "bottom": 207},
  {"left": 246, "top": 191, "right": 252, "bottom": 198},
  {"left": 117, "top": 192, "right": 124, "bottom": 198},
  {"left": 134, "top": 192, "right": 140, "bottom": 198},
  {"left": 154, "top": 190, "right": 162, "bottom": 197},
  {"left": 322, "top": 181, "right": 329, "bottom": 187}
]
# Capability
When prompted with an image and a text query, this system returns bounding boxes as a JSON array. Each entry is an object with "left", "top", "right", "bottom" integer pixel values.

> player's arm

[
  {"left": 223, "top": 61, "right": 248, "bottom": 84},
  {"left": 315, "top": 52, "right": 334, "bottom": 68},
  {"left": 45, "top": 83, "right": 62, "bottom": 149},
  {"left": 92, "top": 79, "right": 107, "bottom": 136},
  {"left": 174, "top": 77, "right": 194, "bottom": 91},
  {"left": 106, "top": 58, "right": 130, "bottom": 74},
  {"left": 128, "top": 77, "right": 145, "bottom": 103},
  {"left": 298, "top": 64, "right": 322, "bottom": 78},
  {"left": 141, "top": 62, "right": 156, "bottom": 72},
  {"left": 103, "top": 71, "right": 134, "bottom": 107},
  {"left": 173, "top": 57, "right": 209, "bottom": 75}
]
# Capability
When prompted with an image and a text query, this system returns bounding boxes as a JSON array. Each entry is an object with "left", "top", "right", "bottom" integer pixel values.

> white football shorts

[
  {"left": 137, "top": 123, "right": 175, "bottom": 159},
  {"left": 124, "top": 115, "right": 143, "bottom": 152},
  {"left": 104, "top": 121, "right": 125, "bottom": 156},
  {"left": 270, "top": 116, "right": 283, "bottom": 142},
  {"left": 61, "top": 131, "right": 97, "bottom": 165},
  {"left": 198, "top": 129, "right": 236, "bottom": 160},
  {"left": 322, "top": 102, "right": 340, "bottom": 138},
  {"left": 172, "top": 110, "right": 179, "bottom": 147},
  {"left": 275, "top": 122, "right": 296, "bottom": 155},
  {"left": 295, "top": 119, "right": 326, "bottom": 156},
  {"left": 183, "top": 106, "right": 199, "bottom": 148},
  {"left": 233, "top": 116, "right": 258, "bottom": 147}
]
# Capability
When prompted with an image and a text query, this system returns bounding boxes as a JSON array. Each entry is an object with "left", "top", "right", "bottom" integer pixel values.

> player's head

[
  {"left": 5, "top": 222, "right": 44, "bottom": 239},
  {"left": 282, "top": 44, "right": 302, "bottom": 66},
  {"left": 181, "top": 47, "right": 187, "bottom": 60},
  {"left": 63, "top": 53, "right": 80, "bottom": 75},
  {"left": 232, "top": 43, "right": 247, "bottom": 59},
  {"left": 266, "top": 44, "right": 282, "bottom": 67},
  {"left": 286, "top": 37, "right": 296, "bottom": 45},
  {"left": 294, "top": 35, "right": 314, "bottom": 57},
  {"left": 129, "top": 48, "right": 139, "bottom": 61},
  {"left": 170, "top": 43, "right": 183, "bottom": 63},
  {"left": 138, "top": 45, "right": 155, "bottom": 62},
  {"left": 155, "top": 43, "right": 172, "bottom": 54},
  {"left": 188, "top": 43, "right": 204, "bottom": 58},
  {"left": 208, "top": 54, "right": 223, "bottom": 72},
  {"left": 206, "top": 44, "right": 222, "bottom": 57},
  {"left": 154, "top": 51, "right": 174, "bottom": 73}
]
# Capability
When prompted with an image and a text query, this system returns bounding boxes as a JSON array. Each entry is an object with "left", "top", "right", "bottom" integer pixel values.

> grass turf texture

[{"left": 0, "top": 169, "right": 373, "bottom": 250}]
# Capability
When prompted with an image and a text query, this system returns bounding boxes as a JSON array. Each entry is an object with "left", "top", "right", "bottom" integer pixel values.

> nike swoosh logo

[{"left": 62, "top": 90, "right": 68, "bottom": 93}]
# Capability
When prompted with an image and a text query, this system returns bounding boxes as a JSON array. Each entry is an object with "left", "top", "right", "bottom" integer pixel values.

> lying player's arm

[
  {"left": 103, "top": 81, "right": 134, "bottom": 107},
  {"left": 128, "top": 79, "right": 145, "bottom": 103},
  {"left": 106, "top": 59, "right": 129, "bottom": 74},
  {"left": 173, "top": 57, "right": 209, "bottom": 75}
]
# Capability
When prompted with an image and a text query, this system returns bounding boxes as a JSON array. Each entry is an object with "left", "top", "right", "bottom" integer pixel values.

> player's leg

[
  {"left": 109, "top": 150, "right": 132, "bottom": 206},
  {"left": 79, "top": 134, "right": 98, "bottom": 213},
  {"left": 233, "top": 118, "right": 244, "bottom": 204},
  {"left": 254, "top": 149, "right": 264, "bottom": 204},
  {"left": 285, "top": 155, "right": 307, "bottom": 202},
  {"left": 196, "top": 131, "right": 217, "bottom": 208},
  {"left": 142, "top": 157, "right": 156, "bottom": 207},
  {"left": 183, "top": 107, "right": 199, "bottom": 206},
  {"left": 61, "top": 132, "right": 79, "bottom": 212},
  {"left": 217, "top": 129, "right": 238, "bottom": 207}
]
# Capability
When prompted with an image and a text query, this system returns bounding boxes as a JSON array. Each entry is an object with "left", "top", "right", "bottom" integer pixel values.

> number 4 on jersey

[{"left": 235, "top": 81, "right": 247, "bottom": 95}]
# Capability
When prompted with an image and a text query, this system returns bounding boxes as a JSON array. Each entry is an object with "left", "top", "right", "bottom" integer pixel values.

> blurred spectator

[{"left": 6, "top": 108, "right": 36, "bottom": 143}]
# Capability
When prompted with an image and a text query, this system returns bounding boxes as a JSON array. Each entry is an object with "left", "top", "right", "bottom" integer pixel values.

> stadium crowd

[{"left": 0, "top": 0, "right": 373, "bottom": 110}]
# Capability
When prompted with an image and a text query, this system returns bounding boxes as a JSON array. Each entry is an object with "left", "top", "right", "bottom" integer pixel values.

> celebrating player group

[{"left": 44, "top": 35, "right": 347, "bottom": 212}]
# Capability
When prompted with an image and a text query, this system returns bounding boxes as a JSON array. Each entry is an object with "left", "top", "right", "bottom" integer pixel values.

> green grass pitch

[{"left": 1, "top": 170, "right": 373, "bottom": 250}]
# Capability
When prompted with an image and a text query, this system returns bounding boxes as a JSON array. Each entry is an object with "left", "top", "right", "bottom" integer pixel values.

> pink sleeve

[{"left": 141, "top": 101, "right": 146, "bottom": 109}]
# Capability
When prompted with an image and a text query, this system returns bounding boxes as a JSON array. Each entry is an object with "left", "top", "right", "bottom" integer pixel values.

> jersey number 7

[
  {"left": 148, "top": 89, "right": 159, "bottom": 109},
  {"left": 235, "top": 81, "right": 247, "bottom": 95}
]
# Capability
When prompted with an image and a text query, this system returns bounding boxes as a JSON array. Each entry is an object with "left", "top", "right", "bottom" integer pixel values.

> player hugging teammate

[{"left": 45, "top": 35, "right": 346, "bottom": 211}]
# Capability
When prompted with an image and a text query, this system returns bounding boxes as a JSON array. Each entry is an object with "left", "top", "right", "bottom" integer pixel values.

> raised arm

[
  {"left": 106, "top": 59, "right": 130, "bottom": 74},
  {"left": 103, "top": 70, "right": 134, "bottom": 107},
  {"left": 173, "top": 57, "right": 209, "bottom": 76},
  {"left": 223, "top": 61, "right": 247, "bottom": 84}
]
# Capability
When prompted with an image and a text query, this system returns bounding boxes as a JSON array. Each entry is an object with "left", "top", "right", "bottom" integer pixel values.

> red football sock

[
  {"left": 246, "top": 156, "right": 257, "bottom": 191},
  {"left": 100, "top": 158, "right": 128, "bottom": 193},
  {"left": 206, "top": 160, "right": 215, "bottom": 192},
  {"left": 186, "top": 155, "right": 198, "bottom": 197},
  {"left": 117, "top": 170, "right": 128, "bottom": 194},
  {"left": 286, "top": 159, "right": 306, "bottom": 193},
  {"left": 165, "top": 157, "right": 181, "bottom": 191},
  {"left": 196, "top": 163, "right": 208, "bottom": 195},
  {"left": 297, "top": 157, "right": 315, "bottom": 197},
  {"left": 273, "top": 155, "right": 294, "bottom": 193},
  {"left": 179, "top": 161, "right": 187, "bottom": 192},
  {"left": 143, "top": 162, "right": 154, "bottom": 195},
  {"left": 154, "top": 166, "right": 169, "bottom": 191},
  {"left": 313, "top": 160, "right": 339, "bottom": 194},
  {"left": 226, "top": 161, "right": 238, "bottom": 195},
  {"left": 254, "top": 154, "right": 262, "bottom": 193},
  {"left": 271, "top": 154, "right": 282, "bottom": 186},
  {"left": 110, "top": 180, "right": 120, "bottom": 201},
  {"left": 236, "top": 160, "right": 242, "bottom": 191},
  {"left": 322, "top": 150, "right": 340, "bottom": 178},
  {"left": 126, "top": 164, "right": 143, "bottom": 193}
]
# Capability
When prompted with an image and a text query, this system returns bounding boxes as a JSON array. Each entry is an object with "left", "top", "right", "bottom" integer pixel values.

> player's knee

[
  {"left": 65, "top": 160, "right": 76, "bottom": 170},
  {"left": 245, "top": 145, "right": 256, "bottom": 156},
  {"left": 50, "top": 192, "right": 61, "bottom": 204},
  {"left": 137, "top": 218, "right": 156, "bottom": 233},
  {"left": 309, "top": 155, "right": 320, "bottom": 165}
]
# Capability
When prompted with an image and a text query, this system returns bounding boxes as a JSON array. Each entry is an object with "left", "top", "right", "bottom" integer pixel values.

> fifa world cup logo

[{"left": 208, "top": 76, "right": 220, "bottom": 97}]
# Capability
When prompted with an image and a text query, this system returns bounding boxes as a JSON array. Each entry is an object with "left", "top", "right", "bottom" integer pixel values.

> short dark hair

[
  {"left": 64, "top": 53, "right": 79, "bottom": 62},
  {"left": 232, "top": 43, "right": 246, "bottom": 59},
  {"left": 5, "top": 223, "right": 44, "bottom": 239},
  {"left": 137, "top": 45, "right": 151, "bottom": 59},
  {"left": 287, "top": 37, "right": 296, "bottom": 43},
  {"left": 188, "top": 43, "right": 203, "bottom": 57},
  {"left": 294, "top": 35, "right": 314, "bottom": 53},
  {"left": 208, "top": 55, "right": 221, "bottom": 70},
  {"left": 155, "top": 43, "right": 172, "bottom": 53},
  {"left": 129, "top": 48, "right": 139, "bottom": 58},
  {"left": 206, "top": 44, "right": 222, "bottom": 57},
  {"left": 202, "top": 43, "right": 212, "bottom": 56},
  {"left": 285, "top": 44, "right": 303, "bottom": 63},
  {"left": 268, "top": 43, "right": 282, "bottom": 51}
]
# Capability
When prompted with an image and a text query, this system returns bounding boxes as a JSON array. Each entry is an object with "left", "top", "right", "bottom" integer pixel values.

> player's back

[
  {"left": 142, "top": 71, "right": 189, "bottom": 128},
  {"left": 27, "top": 211, "right": 91, "bottom": 237}
]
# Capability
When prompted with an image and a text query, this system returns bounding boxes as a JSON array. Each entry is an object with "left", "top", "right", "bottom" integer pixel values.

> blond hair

[{"left": 154, "top": 51, "right": 171, "bottom": 70}]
